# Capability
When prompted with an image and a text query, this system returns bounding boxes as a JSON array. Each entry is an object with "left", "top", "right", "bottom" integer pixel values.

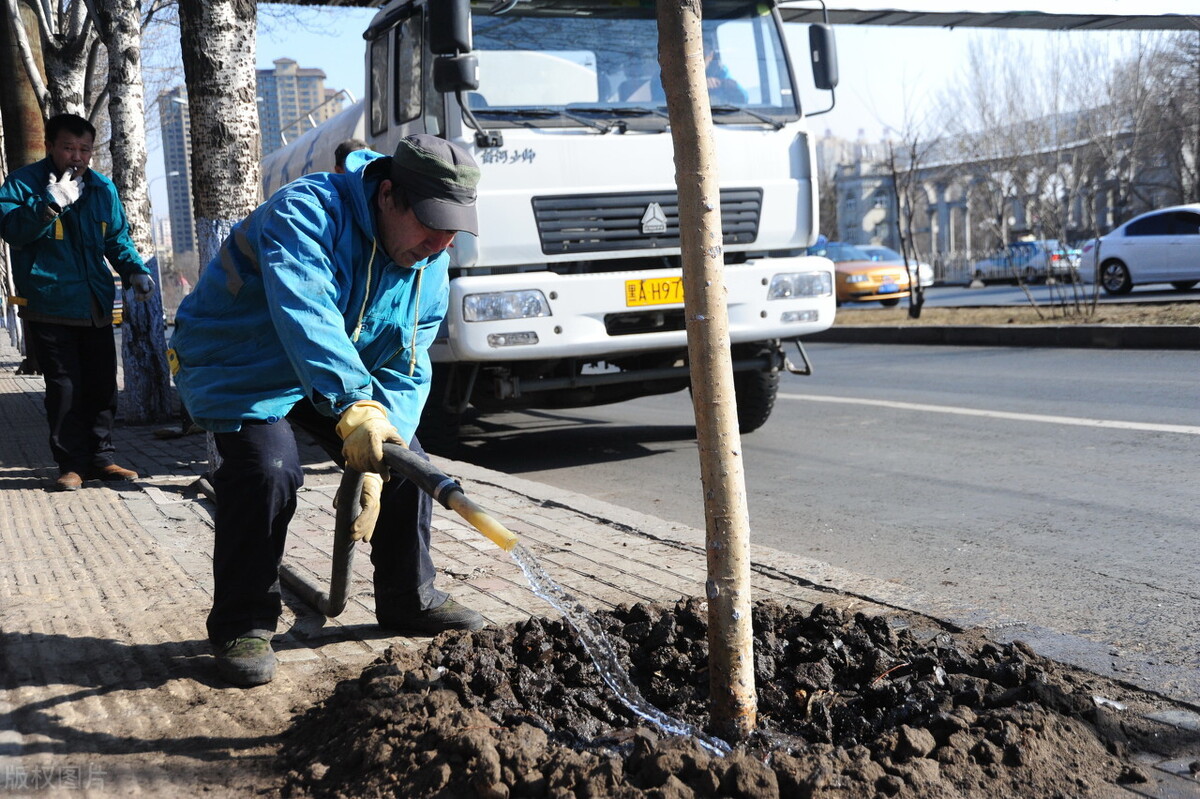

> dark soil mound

[{"left": 280, "top": 599, "right": 1181, "bottom": 798}]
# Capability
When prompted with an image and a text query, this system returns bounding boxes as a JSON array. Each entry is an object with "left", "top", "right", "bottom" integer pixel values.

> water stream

[{"left": 509, "top": 543, "right": 732, "bottom": 757}]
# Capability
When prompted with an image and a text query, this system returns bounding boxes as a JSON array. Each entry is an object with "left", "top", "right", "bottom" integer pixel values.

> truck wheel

[{"left": 734, "top": 367, "right": 779, "bottom": 434}]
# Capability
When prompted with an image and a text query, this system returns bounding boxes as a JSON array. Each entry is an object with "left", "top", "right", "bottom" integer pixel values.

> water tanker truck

[{"left": 261, "top": 0, "right": 839, "bottom": 441}]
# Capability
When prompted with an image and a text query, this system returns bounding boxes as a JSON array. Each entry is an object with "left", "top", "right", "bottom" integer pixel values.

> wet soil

[{"left": 279, "top": 599, "right": 1199, "bottom": 798}]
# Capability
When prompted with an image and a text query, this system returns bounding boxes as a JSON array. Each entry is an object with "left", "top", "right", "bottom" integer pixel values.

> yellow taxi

[
  {"left": 808, "top": 240, "right": 911, "bottom": 306},
  {"left": 111, "top": 270, "right": 123, "bottom": 325}
]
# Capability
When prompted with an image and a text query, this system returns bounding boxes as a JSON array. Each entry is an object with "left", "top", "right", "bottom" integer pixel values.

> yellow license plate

[{"left": 625, "top": 277, "right": 684, "bottom": 307}]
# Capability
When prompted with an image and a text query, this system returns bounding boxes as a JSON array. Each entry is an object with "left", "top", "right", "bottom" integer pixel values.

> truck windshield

[{"left": 469, "top": 0, "right": 797, "bottom": 129}]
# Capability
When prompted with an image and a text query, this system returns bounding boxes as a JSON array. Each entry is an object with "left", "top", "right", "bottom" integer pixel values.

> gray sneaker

[
  {"left": 377, "top": 598, "right": 485, "bottom": 635},
  {"left": 215, "top": 636, "right": 276, "bottom": 686}
]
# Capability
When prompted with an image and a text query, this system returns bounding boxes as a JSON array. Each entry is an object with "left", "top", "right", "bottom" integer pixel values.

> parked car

[
  {"left": 1080, "top": 204, "right": 1200, "bottom": 295},
  {"left": 858, "top": 244, "right": 934, "bottom": 288},
  {"left": 806, "top": 240, "right": 911, "bottom": 306},
  {"left": 970, "top": 239, "right": 1077, "bottom": 284}
]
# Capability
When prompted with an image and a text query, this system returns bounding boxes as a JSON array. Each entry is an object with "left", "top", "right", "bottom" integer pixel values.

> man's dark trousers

[
  {"left": 25, "top": 320, "right": 118, "bottom": 474},
  {"left": 205, "top": 400, "right": 447, "bottom": 645}
]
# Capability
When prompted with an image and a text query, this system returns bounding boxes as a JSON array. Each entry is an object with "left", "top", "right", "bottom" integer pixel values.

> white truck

[{"left": 262, "top": 0, "right": 838, "bottom": 440}]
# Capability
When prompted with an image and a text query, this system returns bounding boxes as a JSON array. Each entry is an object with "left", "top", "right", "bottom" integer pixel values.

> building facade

[
  {"left": 157, "top": 86, "right": 195, "bottom": 262},
  {"left": 256, "top": 58, "right": 347, "bottom": 157},
  {"left": 826, "top": 112, "right": 1193, "bottom": 284}
]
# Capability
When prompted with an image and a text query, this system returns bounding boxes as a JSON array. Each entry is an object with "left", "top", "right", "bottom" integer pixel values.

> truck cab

[{"left": 262, "top": 0, "right": 838, "bottom": 440}]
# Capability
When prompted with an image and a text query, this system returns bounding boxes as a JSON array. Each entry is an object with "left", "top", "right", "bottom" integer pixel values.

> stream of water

[{"left": 509, "top": 543, "right": 732, "bottom": 757}]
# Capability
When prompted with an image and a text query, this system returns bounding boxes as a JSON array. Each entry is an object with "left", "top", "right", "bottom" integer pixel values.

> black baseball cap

[{"left": 390, "top": 134, "right": 480, "bottom": 236}]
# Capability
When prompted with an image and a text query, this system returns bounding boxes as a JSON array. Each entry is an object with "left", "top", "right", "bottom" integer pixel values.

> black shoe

[
  {"left": 214, "top": 636, "right": 276, "bottom": 686},
  {"left": 377, "top": 598, "right": 485, "bottom": 635}
]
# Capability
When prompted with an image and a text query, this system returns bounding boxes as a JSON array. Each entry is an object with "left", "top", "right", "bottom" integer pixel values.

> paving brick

[{"left": 1, "top": 335, "right": 1190, "bottom": 797}]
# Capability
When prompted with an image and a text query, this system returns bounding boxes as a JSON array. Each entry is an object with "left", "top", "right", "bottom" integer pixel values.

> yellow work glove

[
  {"left": 350, "top": 472, "right": 383, "bottom": 542},
  {"left": 336, "top": 400, "right": 405, "bottom": 475}
]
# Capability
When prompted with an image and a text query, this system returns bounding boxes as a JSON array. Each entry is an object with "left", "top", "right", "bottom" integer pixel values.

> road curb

[{"left": 808, "top": 324, "right": 1200, "bottom": 349}]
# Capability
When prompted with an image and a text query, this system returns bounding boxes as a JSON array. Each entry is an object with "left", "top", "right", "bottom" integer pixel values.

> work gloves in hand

[
  {"left": 47, "top": 170, "right": 84, "bottom": 210},
  {"left": 337, "top": 400, "right": 404, "bottom": 475},
  {"left": 336, "top": 401, "right": 405, "bottom": 544},
  {"left": 349, "top": 472, "right": 383, "bottom": 542},
  {"left": 131, "top": 273, "right": 155, "bottom": 301}
]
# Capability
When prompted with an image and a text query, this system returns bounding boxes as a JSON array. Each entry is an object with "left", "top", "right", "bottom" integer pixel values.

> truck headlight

[
  {"left": 463, "top": 290, "right": 551, "bottom": 322},
  {"left": 768, "top": 271, "right": 832, "bottom": 299}
]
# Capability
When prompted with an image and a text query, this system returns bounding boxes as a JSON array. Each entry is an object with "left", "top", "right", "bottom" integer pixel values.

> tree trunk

[
  {"left": 1, "top": 0, "right": 44, "bottom": 367},
  {"left": 178, "top": 0, "right": 259, "bottom": 469},
  {"left": 656, "top": 0, "right": 757, "bottom": 740},
  {"left": 177, "top": 0, "right": 260, "bottom": 266},
  {"left": 90, "top": 0, "right": 173, "bottom": 422},
  {"left": 0, "top": 0, "right": 42, "bottom": 168},
  {"left": 2, "top": 0, "right": 96, "bottom": 117}
]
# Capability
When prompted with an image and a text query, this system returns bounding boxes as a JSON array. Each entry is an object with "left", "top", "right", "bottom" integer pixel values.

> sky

[{"left": 144, "top": 5, "right": 1168, "bottom": 218}]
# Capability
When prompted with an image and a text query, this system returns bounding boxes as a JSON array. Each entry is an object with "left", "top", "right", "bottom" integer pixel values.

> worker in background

[
  {"left": 334, "top": 138, "right": 369, "bottom": 173},
  {"left": 618, "top": 30, "right": 748, "bottom": 105},
  {"left": 0, "top": 113, "right": 155, "bottom": 492},
  {"left": 168, "top": 135, "right": 484, "bottom": 687},
  {"left": 703, "top": 30, "right": 748, "bottom": 104}
]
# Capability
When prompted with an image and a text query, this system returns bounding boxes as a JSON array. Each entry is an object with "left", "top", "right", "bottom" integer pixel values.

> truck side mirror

[
  {"left": 809, "top": 24, "right": 838, "bottom": 91},
  {"left": 430, "top": 0, "right": 472, "bottom": 55},
  {"left": 434, "top": 54, "right": 479, "bottom": 93}
]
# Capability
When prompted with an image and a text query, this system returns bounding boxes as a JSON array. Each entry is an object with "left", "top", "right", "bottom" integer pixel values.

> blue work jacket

[
  {"left": 0, "top": 158, "right": 148, "bottom": 321},
  {"left": 169, "top": 153, "right": 450, "bottom": 440}
]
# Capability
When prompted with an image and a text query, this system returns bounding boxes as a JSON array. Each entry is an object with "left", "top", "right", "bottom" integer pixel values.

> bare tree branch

[{"left": 4, "top": 0, "right": 50, "bottom": 112}]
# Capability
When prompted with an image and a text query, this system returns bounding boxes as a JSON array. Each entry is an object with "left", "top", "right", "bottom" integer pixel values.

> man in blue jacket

[
  {"left": 169, "top": 134, "right": 484, "bottom": 687},
  {"left": 0, "top": 113, "right": 155, "bottom": 491}
]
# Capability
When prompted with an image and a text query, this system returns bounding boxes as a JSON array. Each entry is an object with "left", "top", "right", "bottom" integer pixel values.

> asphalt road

[{"left": 450, "top": 343, "right": 1200, "bottom": 702}]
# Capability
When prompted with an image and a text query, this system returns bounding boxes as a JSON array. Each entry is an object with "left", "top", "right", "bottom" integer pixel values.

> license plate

[
  {"left": 879, "top": 282, "right": 899, "bottom": 294},
  {"left": 625, "top": 276, "right": 685, "bottom": 307}
]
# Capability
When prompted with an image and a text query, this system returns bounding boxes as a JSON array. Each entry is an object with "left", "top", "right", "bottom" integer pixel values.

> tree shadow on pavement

[
  {"left": 1, "top": 627, "right": 371, "bottom": 765},
  {"left": 1, "top": 631, "right": 273, "bottom": 756}
]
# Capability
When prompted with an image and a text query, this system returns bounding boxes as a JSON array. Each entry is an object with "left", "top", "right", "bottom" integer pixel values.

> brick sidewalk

[
  {"left": 0, "top": 334, "right": 855, "bottom": 797},
  {"left": 2, "top": 331, "right": 1198, "bottom": 797}
]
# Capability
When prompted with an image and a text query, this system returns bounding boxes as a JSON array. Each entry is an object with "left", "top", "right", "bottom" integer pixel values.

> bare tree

[
  {"left": 3, "top": 0, "right": 100, "bottom": 117},
  {"left": 884, "top": 136, "right": 932, "bottom": 318},
  {"left": 86, "top": 0, "right": 173, "bottom": 421},
  {"left": 1, "top": 0, "right": 44, "bottom": 367},
  {"left": 656, "top": 0, "right": 756, "bottom": 740},
  {"left": 177, "top": 0, "right": 260, "bottom": 265},
  {"left": 817, "top": 175, "right": 839, "bottom": 240},
  {"left": 177, "top": 0, "right": 259, "bottom": 467},
  {"left": 1078, "top": 34, "right": 1170, "bottom": 224},
  {"left": 1140, "top": 32, "right": 1200, "bottom": 205}
]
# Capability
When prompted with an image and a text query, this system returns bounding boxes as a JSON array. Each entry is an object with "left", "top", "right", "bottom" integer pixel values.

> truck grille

[{"left": 532, "top": 188, "right": 763, "bottom": 255}]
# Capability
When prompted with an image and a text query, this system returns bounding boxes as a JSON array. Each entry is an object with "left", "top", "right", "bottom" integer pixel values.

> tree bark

[
  {"left": 177, "top": 0, "right": 260, "bottom": 266},
  {"left": 88, "top": 0, "right": 173, "bottom": 422},
  {"left": 2, "top": 0, "right": 96, "bottom": 117},
  {"left": 178, "top": 0, "right": 259, "bottom": 469},
  {"left": 656, "top": 0, "right": 757, "bottom": 740},
  {"left": 0, "top": 0, "right": 44, "bottom": 367},
  {"left": 0, "top": 0, "right": 43, "bottom": 168}
]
